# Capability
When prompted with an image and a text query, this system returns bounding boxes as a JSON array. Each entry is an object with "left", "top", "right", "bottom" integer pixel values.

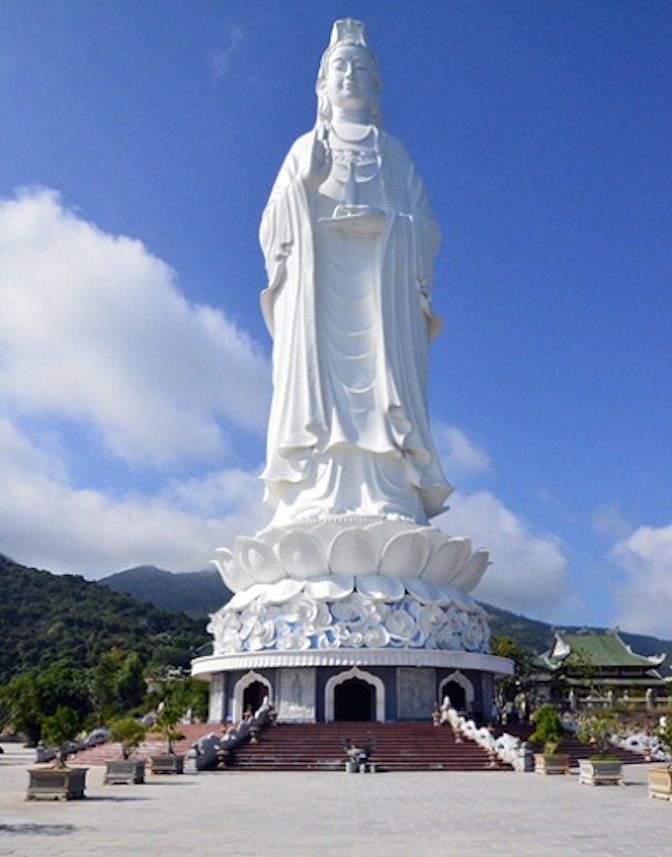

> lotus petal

[
  {"left": 364, "top": 519, "right": 413, "bottom": 547},
  {"left": 213, "top": 550, "right": 257, "bottom": 593},
  {"left": 235, "top": 536, "right": 285, "bottom": 584},
  {"left": 227, "top": 583, "right": 268, "bottom": 611},
  {"left": 261, "top": 578, "right": 305, "bottom": 605},
  {"left": 276, "top": 530, "right": 328, "bottom": 580},
  {"left": 421, "top": 537, "right": 472, "bottom": 584},
  {"left": 379, "top": 531, "right": 431, "bottom": 578},
  {"left": 356, "top": 573, "right": 405, "bottom": 602},
  {"left": 329, "top": 529, "right": 379, "bottom": 576},
  {"left": 304, "top": 575, "right": 354, "bottom": 601},
  {"left": 404, "top": 578, "right": 447, "bottom": 605},
  {"left": 308, "top": 521, "right": 344, "bottom": 551},
  {"left": 450, "top": 550, "right": 490, "bottom": 592}
]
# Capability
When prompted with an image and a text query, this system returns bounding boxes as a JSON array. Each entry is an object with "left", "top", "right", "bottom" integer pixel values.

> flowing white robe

[{"left": 260, "top": 129, "right": 452, "bottom": 525}]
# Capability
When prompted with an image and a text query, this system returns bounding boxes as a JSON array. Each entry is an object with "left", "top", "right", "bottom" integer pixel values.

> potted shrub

[
  {"left": 648, "top": 716, "right": 672, "bottom": 801},
  {"left": 150, "top": 705, "right": 186, "bottom": 775},
  {"left": 576, "top": 710, "right": 623, "bottom": 785},
  {"left": 104, "top": 717, "right": 147, "bottom": 784},
  {"left": 529, "top": 704, "right": 569, "bottom": 774},
  {"left": 27, "top": 706, "right": 88, "bottom": 800}
]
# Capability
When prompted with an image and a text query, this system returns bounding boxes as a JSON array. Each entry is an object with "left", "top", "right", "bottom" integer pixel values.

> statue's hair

[{"left": 315, "top": 40, "right": 382, "bottom": 128}]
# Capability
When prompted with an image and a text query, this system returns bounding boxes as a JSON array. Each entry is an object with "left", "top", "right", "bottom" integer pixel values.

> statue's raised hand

[{"left": 301, "top": 123, "right": 332, "bottom": 192}]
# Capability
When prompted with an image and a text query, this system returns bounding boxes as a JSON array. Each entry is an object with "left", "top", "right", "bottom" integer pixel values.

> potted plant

[
  {"left": 150, "top": 705, "right": 186, "bottom": 775},
  {"left": 27, "top": 706, "right": 88, "bottom": 800},
  {"left": 576, "top": 710, "right": 623, "bottom": 785},
  {"left": 648, "top": 716, "right": 672, "bottom": 801},
  {"left": 104, "top": 717, "right": 147, "bottom": 784},
  {"left": 529, "top": 704, "right": 569, "bottom": 774}
]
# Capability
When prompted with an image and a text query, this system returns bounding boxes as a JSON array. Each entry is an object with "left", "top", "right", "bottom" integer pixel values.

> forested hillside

[
  {"left": 0, "top": 555, "right": 210, "bottom": 686},
  {"left": 101, "top": 565, "right": 230, "bottom": 618}
]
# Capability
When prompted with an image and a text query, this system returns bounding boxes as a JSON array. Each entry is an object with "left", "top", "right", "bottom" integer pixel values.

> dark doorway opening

[
  {"left": 243, "top": 681, "right": 268, "bottom": 716},
  {"left": 442, "top": 680, "right": 467, "bottom": 712},
  {"left": 334, "top": 678, "right": 375, "bottom": 721}
]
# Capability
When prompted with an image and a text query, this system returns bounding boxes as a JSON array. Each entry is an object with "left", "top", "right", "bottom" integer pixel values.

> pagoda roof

[{"left": 538, "top": 630, "right": 666, "bottom": 672}]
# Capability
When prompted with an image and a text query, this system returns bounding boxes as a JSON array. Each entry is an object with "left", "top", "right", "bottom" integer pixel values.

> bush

[{"left": 530, "top": 705, "right": 565, "bottom": 755}]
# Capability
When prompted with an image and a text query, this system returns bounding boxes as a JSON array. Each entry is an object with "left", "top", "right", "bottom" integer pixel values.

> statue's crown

[{"left": 329, "top": 18, "right": 368, "bottom": 49}]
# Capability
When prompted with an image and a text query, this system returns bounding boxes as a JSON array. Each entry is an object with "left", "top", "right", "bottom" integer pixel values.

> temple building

[{"left": 533, "top": 630, "right": 668, "bottom": 708}]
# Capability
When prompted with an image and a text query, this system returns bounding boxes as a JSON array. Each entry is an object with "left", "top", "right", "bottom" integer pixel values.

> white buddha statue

[{"left": 259, "top": 18, "right": 452, "bottom": 529}]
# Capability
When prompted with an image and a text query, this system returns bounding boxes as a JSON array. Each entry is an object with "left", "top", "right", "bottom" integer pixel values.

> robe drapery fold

[{"left": 260, "top": 130, "right": 452, "bottom": 525}]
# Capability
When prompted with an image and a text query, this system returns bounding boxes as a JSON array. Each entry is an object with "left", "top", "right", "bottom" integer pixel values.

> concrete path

[{"left": 1, "top": 743, "right": 671, "bottom": 856}]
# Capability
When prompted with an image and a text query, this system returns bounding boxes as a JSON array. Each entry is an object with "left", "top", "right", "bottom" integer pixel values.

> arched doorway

[
  {"left": 439, "top": 670, "right": 474, "bottom": 715},
  {"left": 442, "top": 680, "right": 466, "bottom": 711},
  {"left": 335, "top": 678, "right": 375, "bottom": 721},
  {"left": 233, "top": 671, "right": 272, "bottom": 722},
  {"left": 325, "top": 667, "right": 385, "bottom": 722},
  {"left": 243, "top": 680, "right": 268, "bottom": 716}
]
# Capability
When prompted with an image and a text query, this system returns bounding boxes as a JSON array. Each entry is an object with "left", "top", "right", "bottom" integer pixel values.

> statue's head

[{"left": 316, "top": 19, "right": 381, "bottom": 126}]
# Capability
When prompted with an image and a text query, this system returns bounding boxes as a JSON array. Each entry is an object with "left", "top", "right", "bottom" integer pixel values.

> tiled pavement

[{"left": 1, "top": 743, "right": 671, "bottom": 856}]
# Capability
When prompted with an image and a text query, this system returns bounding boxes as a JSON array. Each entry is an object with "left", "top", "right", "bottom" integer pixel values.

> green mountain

[
  {"left": 0, "top": 555, "right": 210, "bottom": 686},
  {"left": 100, "top": 565, "right": 231, "bottom": 619}
]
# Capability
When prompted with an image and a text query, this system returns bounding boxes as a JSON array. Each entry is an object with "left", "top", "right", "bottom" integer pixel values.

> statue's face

[{"left": 324, "top": 44, "right": 376, "bottom": 113}]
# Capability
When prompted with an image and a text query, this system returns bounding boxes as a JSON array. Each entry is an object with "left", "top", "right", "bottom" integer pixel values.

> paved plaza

[{"left": 1, "top": 744, "right": 671, "bottom": 856}]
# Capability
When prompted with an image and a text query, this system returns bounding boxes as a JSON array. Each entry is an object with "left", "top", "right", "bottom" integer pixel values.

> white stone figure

[
  {"left": 206, "top": 20, "right": 494, "bottom": 660},
  {"left": 260, "top": 18, "right": 452, "bottom": 528}
]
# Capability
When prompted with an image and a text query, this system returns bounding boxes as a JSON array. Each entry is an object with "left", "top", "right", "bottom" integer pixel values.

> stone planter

[
  {"left": 104, "top": 758, "right": 146, "bottom": 785},
  {"left": 648, "top": 767, "right": 672, "bottom": 801},
  {"left": 151, "top": 753, "right": 185, "bottom": 775},
  {"left": 27, "top": 766, "right": 88, "bottom": 800},
  {"left": 578, "top": 758, "right": 624, "bottom": 786},
  {"left": 534, "top": 753, "right": 570, "bottom": 775}
]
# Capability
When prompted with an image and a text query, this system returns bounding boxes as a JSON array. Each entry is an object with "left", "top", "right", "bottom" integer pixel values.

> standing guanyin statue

[{"left": 260, "top": 17, "right": 452, "bottom": 528}]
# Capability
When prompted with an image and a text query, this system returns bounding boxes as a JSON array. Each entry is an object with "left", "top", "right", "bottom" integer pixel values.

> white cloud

[
  {"left": 0, "top": 187, "right": 275, "bottom": 576},
  {"left": 434, "top": 423, "right": 492, "bottom": 481},
  {"left": 0, "top": 414, "right": 270, "bottom": 576},
  {"left": 436, "top": 489, "right": 572, "bottom": 621},
  {"left": 212, "top": 26, "right": 246, "bottom": 79},
  {"left": 592, "top": 503, "right": 632, "bottom": 541},
  {"left": 0, "top": 188, "right": 270, "bottom": 467},
  {"left": 611, "top": 523, "right": 672, "bottom": 637}
]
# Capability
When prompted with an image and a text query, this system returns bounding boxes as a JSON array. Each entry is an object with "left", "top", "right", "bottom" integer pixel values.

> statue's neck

[{"left": 331, "top": 106, "right": 372, "bottom": 125}]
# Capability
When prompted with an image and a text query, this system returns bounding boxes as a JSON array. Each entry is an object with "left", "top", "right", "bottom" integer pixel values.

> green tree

[
  {"left": 0, "top": 672, "right": 42, "bottom": 745},
  {"left": 115, "top": 651, "right": 146, "bottom": 713},
  {"left": 491, "top": 635, "right": 535, "bottom": 701},
  {"left": 41, "top": 705, "right": 83, "bottom": 767}
]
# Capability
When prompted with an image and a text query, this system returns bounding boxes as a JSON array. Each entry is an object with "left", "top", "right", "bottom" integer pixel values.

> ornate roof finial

[{"left": 329, "top": 18, "right": 368, "bottom": 49}]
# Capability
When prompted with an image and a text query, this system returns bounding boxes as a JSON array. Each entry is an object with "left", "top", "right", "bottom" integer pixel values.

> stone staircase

[
  {"left": 67, "top": 721, "right": 647, "bottom": 772},
  {"left": 70, "top": 721, "right": 510, "bottom": 772},
  {"left": 227, "top": 722, "right": 512, "bottom": 772}
]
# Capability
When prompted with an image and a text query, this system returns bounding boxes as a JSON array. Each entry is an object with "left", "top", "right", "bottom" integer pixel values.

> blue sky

[{"left": 1, "top": 1, "right": 670, "bottom": 637}]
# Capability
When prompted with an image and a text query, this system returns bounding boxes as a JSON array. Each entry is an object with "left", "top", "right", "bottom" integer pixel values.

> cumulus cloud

[
  {"left": 0, "top": 188, "right": 269, "bottom": 467},
  {"left": 0, "top": 413, "right": 272, "bottom": 575},
  {"left": 0, "top": 188, "right": 274, "bottom": 575},
  {"left": 436, "top": 490, "right": 572, "bottom": 622},
  {"left": 434, "top": 423, "right": 492, "bottom": 481},
  {"left": 610, "top": 523, "right": 672, "bottom": 637}
]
